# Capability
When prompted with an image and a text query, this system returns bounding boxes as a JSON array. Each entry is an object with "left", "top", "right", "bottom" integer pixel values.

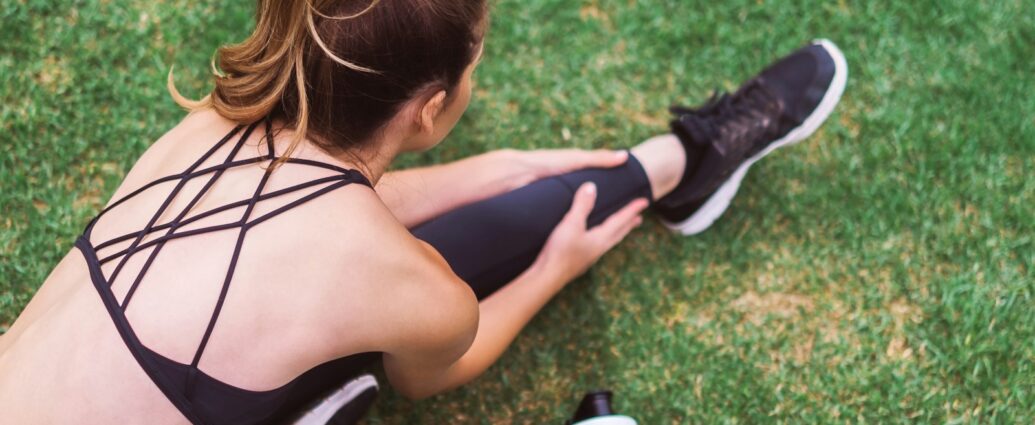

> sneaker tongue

[{"left": 672, "top": 114, "right": 723, "bottom": 154}]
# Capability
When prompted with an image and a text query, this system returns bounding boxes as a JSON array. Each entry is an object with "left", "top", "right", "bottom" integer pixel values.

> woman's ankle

[{"left": 629, "top": 134, "right": 686, "bottom": 201}]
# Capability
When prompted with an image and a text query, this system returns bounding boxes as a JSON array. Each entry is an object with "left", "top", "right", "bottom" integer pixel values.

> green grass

[{"left": 2, "top": 0, "right": 1033, "bottom": 422}]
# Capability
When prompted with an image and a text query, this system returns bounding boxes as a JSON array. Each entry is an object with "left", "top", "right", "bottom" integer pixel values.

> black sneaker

[
  {"left": 654, "top": 39, "right": 848, "bottom": 235},
  {"left": 292, "top": 374, "right": 379, "bottom": 425}
]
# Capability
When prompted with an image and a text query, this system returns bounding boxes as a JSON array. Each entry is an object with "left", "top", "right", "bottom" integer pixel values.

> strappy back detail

[{"left": 75, "top": 120, "right": 377, "bottom": 425}]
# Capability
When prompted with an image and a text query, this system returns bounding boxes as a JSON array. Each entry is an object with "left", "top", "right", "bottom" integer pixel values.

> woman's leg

[{"left": 413, "top": 134, "right": 687, "bottom": 299}]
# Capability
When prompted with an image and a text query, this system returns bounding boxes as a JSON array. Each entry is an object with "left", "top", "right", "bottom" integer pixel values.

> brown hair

[{"left": 169, "top": 0, "right": 487, "bottom": 165}]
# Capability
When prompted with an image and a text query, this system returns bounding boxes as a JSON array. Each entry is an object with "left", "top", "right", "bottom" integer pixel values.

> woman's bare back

[{"left": 0, "top": 110, "right": 444, "bottom": 423}]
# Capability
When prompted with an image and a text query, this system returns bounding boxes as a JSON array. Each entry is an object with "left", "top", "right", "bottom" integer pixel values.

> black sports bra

[{"left": 75, "top": 120, "right": 378, "bottom": 424}]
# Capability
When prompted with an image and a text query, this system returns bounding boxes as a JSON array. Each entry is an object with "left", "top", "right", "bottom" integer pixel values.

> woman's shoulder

[
  {"left": 298, "top": 187, "right": 478, "bottom": 351},
  {"left": 313, "top": 186, "right": 469, "bottom": 296}
]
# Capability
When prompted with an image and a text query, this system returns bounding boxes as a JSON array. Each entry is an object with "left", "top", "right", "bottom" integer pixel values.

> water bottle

[{"left": 566, "top": 390, "right": 637, "bottom": 425}]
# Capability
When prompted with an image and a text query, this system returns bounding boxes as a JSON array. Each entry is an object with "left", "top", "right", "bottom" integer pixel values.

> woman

[{"left": 0, "top": 0, "right": 846, "bottom": 423}]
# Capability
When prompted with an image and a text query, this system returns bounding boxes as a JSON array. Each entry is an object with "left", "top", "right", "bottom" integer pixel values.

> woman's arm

[
  {"left": 383, "top": 182, "right": 649, "bottom": 399},
  {"left": 375, "top": 149, "right": 629, "bottom": 228}
]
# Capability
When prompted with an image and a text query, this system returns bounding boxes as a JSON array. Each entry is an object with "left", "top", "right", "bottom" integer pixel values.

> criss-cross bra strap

[
  {"left": 77, "top": 119, "right": 371, "bottom": 422},
  {"left": 102, "top": 123, "right": 259, "bottom": 288}
]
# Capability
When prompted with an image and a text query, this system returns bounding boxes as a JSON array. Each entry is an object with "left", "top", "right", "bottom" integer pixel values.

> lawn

[{"left": 2, "top": 0, "right": 1033, "bottom": 423}]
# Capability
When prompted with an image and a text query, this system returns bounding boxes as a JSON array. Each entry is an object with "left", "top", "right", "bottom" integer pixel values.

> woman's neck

[
  {"left": 338, "top": 140, "right": 398, "bottom": 186},
  {"left": 269, "top": 119, "right": 402, "bottom": 186}
]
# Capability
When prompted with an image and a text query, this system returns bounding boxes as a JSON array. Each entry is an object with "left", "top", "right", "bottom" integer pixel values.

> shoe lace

[{"left": 670, "top": 80, "right": 782, "bottom": 157}]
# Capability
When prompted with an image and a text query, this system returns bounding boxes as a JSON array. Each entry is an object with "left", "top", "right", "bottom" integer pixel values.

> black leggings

[{"left": 412, "top": 156, "right": 653, "bottom": 300}]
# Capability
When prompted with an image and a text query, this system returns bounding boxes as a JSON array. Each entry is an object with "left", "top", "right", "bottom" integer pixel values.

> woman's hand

[
  {"left": 532, "top": 182, "right": 650, "bottom": 286},
  {"left": 489, "top": 148, "right": 631, "bottom": 191},
  {"left": 376, "top": 148, "right": 630, "bottom": 228}
]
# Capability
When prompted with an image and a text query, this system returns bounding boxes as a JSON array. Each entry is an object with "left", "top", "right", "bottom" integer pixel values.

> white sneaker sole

[
  {"left": 292, "top": 374, "right": 378, "bottom": 425},
  {"left": 663, "top": 38, "right": 849, "bottom": 235}
]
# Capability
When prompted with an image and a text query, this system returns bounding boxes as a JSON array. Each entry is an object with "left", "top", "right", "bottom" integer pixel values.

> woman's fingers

[
  {"left": 589, "top": 198, "right": 649, "bottom": 247},
  {"left": 536, "top": 187, "right": 645, "bottom": 284},
  {"left": 606, "top": 213, "right": 643, "bottom": 247},
  {"left": 560, "top": 182, "right": 598, "bottom": 230},
  {"left": 533, "top": 149, "right": 629, "bottom": 176},
  {"left": 576, "top": 149, "right": 628, "bottom": 170}
]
